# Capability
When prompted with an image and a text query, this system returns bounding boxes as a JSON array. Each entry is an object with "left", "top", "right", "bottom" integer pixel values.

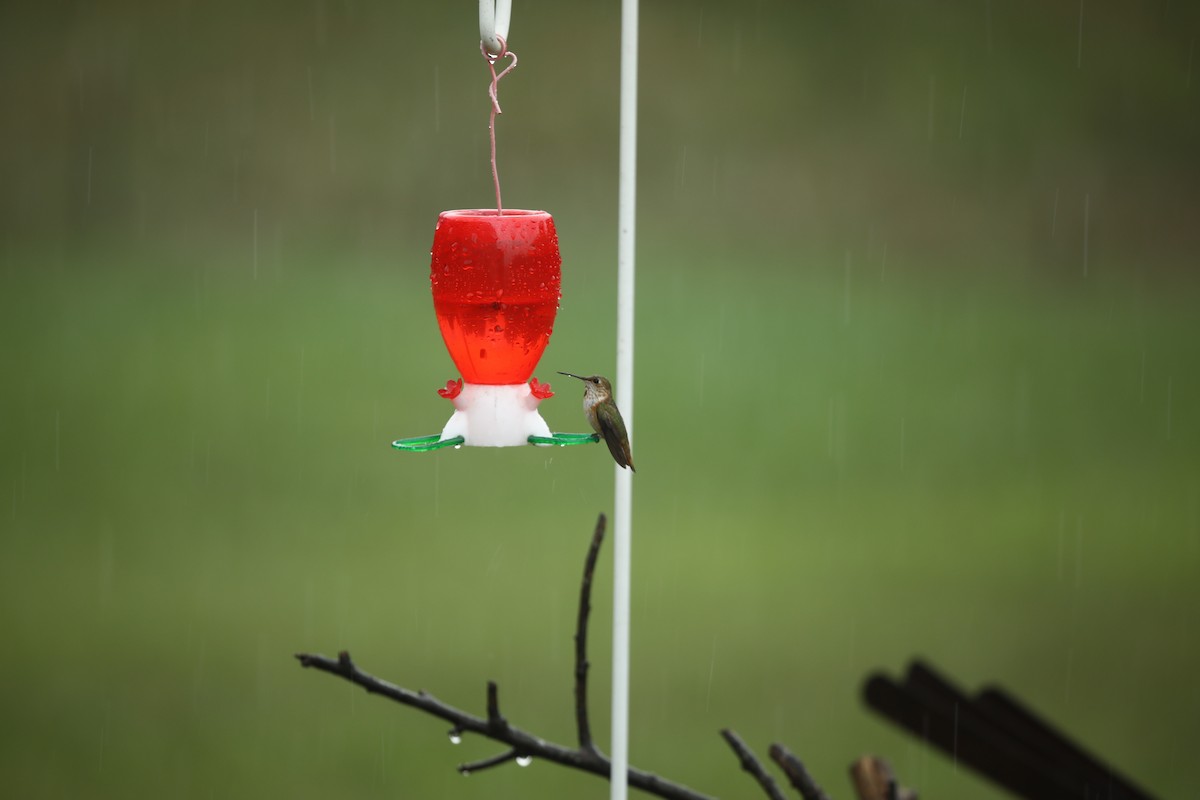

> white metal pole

[
  {"left": 611, "top": 0, "right": 638, "bottom": 796},
  {"left": 479, "top": 0, "right": 512, "bottom": 55}
]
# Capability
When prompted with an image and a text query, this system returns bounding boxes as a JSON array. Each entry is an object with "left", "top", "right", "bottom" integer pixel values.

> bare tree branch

[
  {"left": 296, "top": 651, "right": 721, "bottom": 796},
  {"left": 295, "top": 514, "right": 717, "bottom": 800},
  {"left": 721, "top": 729, "right": 787, "bottom": 800},
  {"left": 459, "top": 748, "right": 518, "bottom": 775},
  {"left": 769, "top": 743, "right": 833, "bottom": 800},
  {"left": 574, "top": 512, "right": 605, "bottom": 753}
]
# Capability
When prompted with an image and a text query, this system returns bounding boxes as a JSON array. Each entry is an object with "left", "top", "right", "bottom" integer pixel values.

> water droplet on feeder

[{"left": 516, "top": 755, "right": 533, "bottom": 767}]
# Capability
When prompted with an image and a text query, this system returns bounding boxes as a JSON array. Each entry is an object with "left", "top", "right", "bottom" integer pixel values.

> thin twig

[
  {"left": 459, "top": 748, "right": 517, "bottom": 775},
  {"left": 770, "top": 743, "right": 833, "bottom": 800},
  {"left": 486, "top": 680, "right": 507, "bottom": 731},
  {"left": 721, "top": 729, "right": 787, "bottom": 800},
  {"left": 575, "top": 513, "right": 606, "bottom": 752}
]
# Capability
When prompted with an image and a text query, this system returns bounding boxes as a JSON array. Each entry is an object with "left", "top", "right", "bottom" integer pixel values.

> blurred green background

[{"left": 2, "top": 1, "right": 1198, "bottom": 797}]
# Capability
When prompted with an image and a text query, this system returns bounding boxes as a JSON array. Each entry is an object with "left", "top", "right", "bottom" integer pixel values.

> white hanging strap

[{"left": 479, "top": 0, "right": 512, "bottom": 56}]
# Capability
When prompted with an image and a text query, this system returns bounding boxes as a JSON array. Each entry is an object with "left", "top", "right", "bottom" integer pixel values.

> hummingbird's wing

[{"left": 596, "top": 403, "right": 635, "bottom": 472}]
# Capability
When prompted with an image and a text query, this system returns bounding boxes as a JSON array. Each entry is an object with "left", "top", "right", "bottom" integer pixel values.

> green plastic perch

[{"left": 392, "top": 432, "right": 599, "bottom": 452}]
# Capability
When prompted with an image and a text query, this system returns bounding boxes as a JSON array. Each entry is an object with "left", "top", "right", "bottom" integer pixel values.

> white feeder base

[{"left": 439, "top": 382, "right": 553, "bottom": 447}]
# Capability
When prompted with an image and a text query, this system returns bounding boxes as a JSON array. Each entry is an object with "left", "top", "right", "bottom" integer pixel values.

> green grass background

[{"left": 2, "top": 1, "right": 1198, "bottom": 798}]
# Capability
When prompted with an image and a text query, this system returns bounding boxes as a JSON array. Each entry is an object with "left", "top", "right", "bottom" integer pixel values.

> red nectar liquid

[{"left": 430, "top": 210, "right": 562, "bottom": 385}]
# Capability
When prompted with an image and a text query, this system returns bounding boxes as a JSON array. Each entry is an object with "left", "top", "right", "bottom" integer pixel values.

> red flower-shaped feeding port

[{"left": 437, "top": 378, "right": 464, "bottom": 400}]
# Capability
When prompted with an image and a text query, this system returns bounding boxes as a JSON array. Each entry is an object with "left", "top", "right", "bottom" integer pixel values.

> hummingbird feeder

[
  {"left": 391, "top": 32, "right": 597, "bottom": 453},
  {"left": 393, "top": 210, "right": 596, "bottom": 452}
]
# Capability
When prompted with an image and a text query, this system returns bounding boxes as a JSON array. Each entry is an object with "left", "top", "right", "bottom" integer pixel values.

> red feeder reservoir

[{"left": 429, "top": 209, "right": 561, "bottom": 447}]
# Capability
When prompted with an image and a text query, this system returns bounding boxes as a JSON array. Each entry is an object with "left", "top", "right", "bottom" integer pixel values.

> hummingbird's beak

[{"left": 557, "top": 371, "right": 586, "bottom": 381}]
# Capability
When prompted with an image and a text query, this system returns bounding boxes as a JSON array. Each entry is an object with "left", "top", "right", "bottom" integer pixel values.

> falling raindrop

[
  {"left": 1082, "top": 193, "right": 1090, "bottom": 276},
  {"left": 958, "top": 85, "right": 967, "bottom": 139},
  {"left": 1056, "top": 510, "right": 1066, "bottom": 582},
  {"left": 1139, "top": 349, "right": 1146, "bottom": 404},
  {"left": 927, "top": 75, "right": 936, "bottom": 141},
  {"left": 1051, "top": 188, "right": 1060, "bottom": 239},
  {"left": 953, "top": 702, "right": 960, "bottom": 772},
  {"left": 732, "top": 20, "right": 742, "bottom": 74},
  {"left": 1166, "top": 377, "right": 1173, "bottom": 439},
  {"left": 1076, "top": 0, "right": 1085, "bottom": 68},
  {"left": 843, "top": 250, "right": 852, "bottom": 326},
  {"left": 433, "top": 64, "right": 441, "bottom": 132},
  {"left": 984, "top": 0, "right": 993, "bottom": 53},
  {"left": 307, "top": 66, "right": 315, "bottom": 121},
  {"left": 1074, "top": 516, "right": 1084, "bottom": 589},
  {"left": 252, "top": 208, "right": 259, "bottom": 280},
  {"left": 516, "top": 755, "right": 533, "bottom": 767},
  {"left": 705, "top": 636, "right": 717, "bottom": 712},
  {"left": 329, "top": 113, "right": 338, "bottom": 175},
  {"left": 1187, "top": 37, "right": 1195, "bottom": 91}
]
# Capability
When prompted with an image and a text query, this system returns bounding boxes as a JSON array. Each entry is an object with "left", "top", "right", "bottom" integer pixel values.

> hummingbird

[{"left": 558, "top": 372, "right": 635, "bottom": 472}]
